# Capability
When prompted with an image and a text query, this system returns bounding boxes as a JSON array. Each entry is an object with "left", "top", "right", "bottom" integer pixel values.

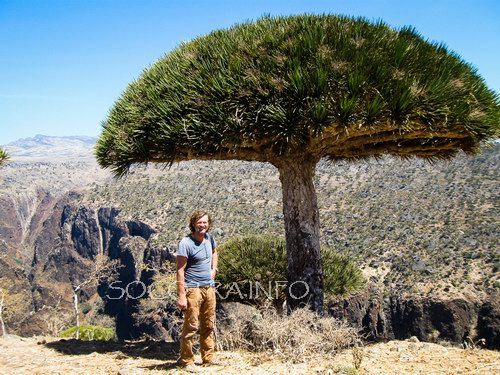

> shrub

[
  {"left": 217, "top": 305, "right": 358, "bottom": 361},
  {"left": 322, "top": 249, "right": 366, "bottom": 297},
  {"left": 80, "top": 303, "right": 92, "bottom": 315},
  {"left": 217, "top": 235, "right": 365, "bottom": 305},
  {"left": 60, "top": 325, "right": 116, "bottom": 341},
  {"left": 217, "top": 235, "right": 287, "bottom": 305}
]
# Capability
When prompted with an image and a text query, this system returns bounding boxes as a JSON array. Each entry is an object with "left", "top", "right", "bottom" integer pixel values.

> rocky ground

[{"left": 0, "top": 335, "right": 498, "bottom": 374}]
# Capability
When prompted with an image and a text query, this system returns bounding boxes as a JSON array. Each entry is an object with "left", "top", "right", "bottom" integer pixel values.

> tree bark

[{"left": 276, "top": 157, "right": 324, "bottom": 313}]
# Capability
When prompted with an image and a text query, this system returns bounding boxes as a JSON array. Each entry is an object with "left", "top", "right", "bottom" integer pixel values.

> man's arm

[
  {"left": 177, "top": 255, "right": 188, "bottom": 310},
  {"left": 211, "top": 247, "right": 218, "bottom": 280}
]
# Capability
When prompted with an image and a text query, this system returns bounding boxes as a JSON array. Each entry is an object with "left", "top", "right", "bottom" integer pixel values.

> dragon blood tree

[{"left": 96, "top": 15, "right": 499, "bottom": 312}]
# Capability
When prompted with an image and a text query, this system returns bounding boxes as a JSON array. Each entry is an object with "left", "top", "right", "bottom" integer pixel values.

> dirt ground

[{"left": 0, "top": 335, "right": 498, "bottom": 374}]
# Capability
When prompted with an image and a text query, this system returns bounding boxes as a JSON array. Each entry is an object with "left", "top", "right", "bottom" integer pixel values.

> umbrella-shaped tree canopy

[
  {"left": 96, "top": 15, "right": 498, "bottom": 173},
  {"left": 96, "top": 15, "right": 499, "bottom": 311}
]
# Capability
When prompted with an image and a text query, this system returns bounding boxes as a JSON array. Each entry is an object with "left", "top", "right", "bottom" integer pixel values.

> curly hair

[{"left": 188, "top": 210, "right": 212, "bottom": 233}]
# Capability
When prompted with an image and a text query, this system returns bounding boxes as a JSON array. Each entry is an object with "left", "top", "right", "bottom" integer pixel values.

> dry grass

[
  {"left": 217, "top": 306, "right": 358, "bottom": 362},
  {"left": 1, "top": 334, "right": 499, "bottom": 374}
]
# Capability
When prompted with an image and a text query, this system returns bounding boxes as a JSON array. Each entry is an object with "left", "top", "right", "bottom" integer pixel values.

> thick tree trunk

[{"left": 276, "top": 157, "right": 324, "bottom": 313}]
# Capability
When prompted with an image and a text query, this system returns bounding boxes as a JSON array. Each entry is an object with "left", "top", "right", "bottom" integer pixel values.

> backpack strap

[{"left": 207, "top": 233, "right": 216, "bottom": 250}]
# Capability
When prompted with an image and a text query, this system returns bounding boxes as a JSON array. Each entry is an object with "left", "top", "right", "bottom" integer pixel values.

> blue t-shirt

[{"left": 177, "top": 233, "right": 217, "bottom": 288}]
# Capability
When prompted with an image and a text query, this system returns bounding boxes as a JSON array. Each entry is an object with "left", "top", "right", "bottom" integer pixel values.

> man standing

[{"left": 177, "top": 210, "right": 218, "bottom": 371}]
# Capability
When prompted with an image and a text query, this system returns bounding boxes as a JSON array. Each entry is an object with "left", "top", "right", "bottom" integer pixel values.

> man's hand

[
  {"left": 178, "top": 294, "right": 187, "bottom": 310},
  {"left": 211, "top": 269, "right": 216, "bottom": 280}
]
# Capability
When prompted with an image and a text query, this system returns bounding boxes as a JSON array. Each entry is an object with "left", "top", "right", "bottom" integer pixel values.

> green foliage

[
  {"left": 322, "top": 248, "right": 366, "bottom": 297},
  {"left": 96, "top": 14, "right": 499, "bottom": 176},
  {"left": 60, "top": 325, "right": 116, "bottom": 341},
  {"left": 218, "top": 234, "right": 287, "bottom": 284},
  {"left": 80, "top": 303, "right": 92, "bottom": 315},
  {"left": 0, "top": 148, "right": 8, "bottom": 166},
  {"left": 217, "top": 235, "right": 365, "bottom": 303}
]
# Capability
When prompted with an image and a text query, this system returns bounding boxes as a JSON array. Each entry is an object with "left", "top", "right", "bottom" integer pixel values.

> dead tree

[
  {"left": 0, "top": 289, "right": 5, "bottom": 337},
  {"left": 71, "top": 253, "right": 120, "bottom": 339}
]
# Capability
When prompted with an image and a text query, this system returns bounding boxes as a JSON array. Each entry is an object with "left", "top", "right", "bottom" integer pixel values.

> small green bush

[
  {"left": 80, "top": 302, "right": 92, "bottom": 315},
  {"left": 217, "top": 235, "right": 287, "bottom": 304},
  {"left": 217, "top": 235, "right": 365, "bottom": 304},
  {"left": 60, "top": 325, "right": 116, "bottom": 341}
]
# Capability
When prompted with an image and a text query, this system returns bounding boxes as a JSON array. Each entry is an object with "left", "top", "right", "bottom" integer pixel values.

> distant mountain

[{"left": 4, "top": 134, "right": 97, "bottom": 160}]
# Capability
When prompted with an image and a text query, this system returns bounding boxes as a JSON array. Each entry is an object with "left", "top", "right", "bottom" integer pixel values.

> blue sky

[{"left": 1, "top": 0, "right": 499, "bottom": 145}]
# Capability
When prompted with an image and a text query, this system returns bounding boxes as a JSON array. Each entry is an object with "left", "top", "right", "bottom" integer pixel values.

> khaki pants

[{"left": 179, "top": 286, "right": 216, "bottom": 365}]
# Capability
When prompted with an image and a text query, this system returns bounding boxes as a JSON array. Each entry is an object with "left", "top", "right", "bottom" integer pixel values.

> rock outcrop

[
  {"left": 87, "top": 207, "right": 178, "bottom": 341},
  {"left": 328, "top": 283, "right": 500, "bottom": 349},
  {"left": 7, "top": 190, "right": 167, "bottom": 338},
  {"left": 0, "top": 189, "right": 55, "bottom": 262},
  {"left": 476, "top": 297, "right": 500, "bottom": 349}
]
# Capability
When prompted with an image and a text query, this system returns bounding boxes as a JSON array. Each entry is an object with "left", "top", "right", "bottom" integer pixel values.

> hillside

[
  {"left": 83, "top": 144, "right": 499, "bottom": 301},
  {"left": 0, "top": 135, "right": 110, "bottom": 264},
  {"left": 1, "top": 135, "right": 110, "bottom": 197},
  {"left": 0, "top": 135, "right": 498, "bottom": 347}
]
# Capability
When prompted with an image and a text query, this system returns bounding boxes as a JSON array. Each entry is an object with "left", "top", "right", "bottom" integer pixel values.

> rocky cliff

[
  {"left": 0, "top": 185, "right": 168, "bottom": 337},
  {"left": 328, "top": 282, "right": 500, "bottom": 349},
  {"left": 0, "top": 189, "right": 55, "bottom": 263}
]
